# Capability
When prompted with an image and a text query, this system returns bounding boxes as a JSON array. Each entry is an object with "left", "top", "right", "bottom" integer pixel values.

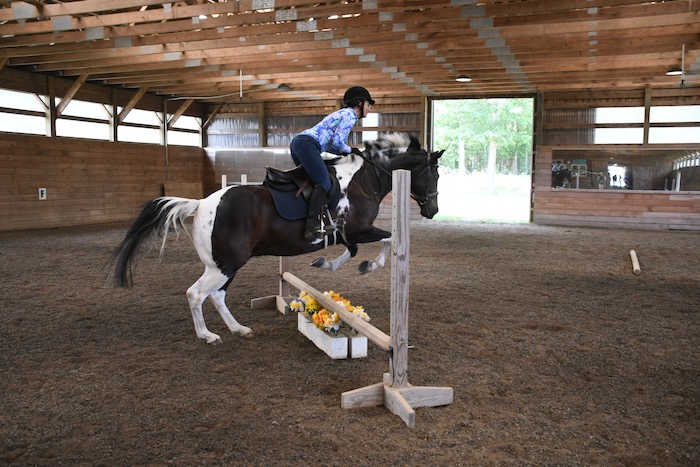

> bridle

[
  {"left": 410, "top": 161, "right": 439, "bottom": 207},
  {"left": 359, "top": 152, "right": 439, "bottom": 206}
]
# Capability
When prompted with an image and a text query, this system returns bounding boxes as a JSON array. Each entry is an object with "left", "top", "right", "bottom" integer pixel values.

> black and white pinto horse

[
  {"left": 111, "top": 133, "right": 443, "bottom": 345},
  {"left": 552, "top": 167, "right": 572, "bottom": 188}
]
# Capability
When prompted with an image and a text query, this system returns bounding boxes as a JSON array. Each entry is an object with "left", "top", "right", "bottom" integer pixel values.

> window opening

[
  {"left": 167, "top": 115, "right": 202, "bottom": 147},
  {"left": 0, "top": 89, "right": 47, "bottom": 135}
]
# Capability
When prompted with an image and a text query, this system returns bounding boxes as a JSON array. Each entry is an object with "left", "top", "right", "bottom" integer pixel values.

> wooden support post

[
  {"left": 390, "top": 167, "right": 410, "bottom": 389},
  {"left": 250, "top": 169, "right": 452, "bottom": 427},
  {"left": 340, "top": 169, "right": 453, "bottom": 428},
  {"left": 250, "top": 257, "right": 293, "bottom": 314}
]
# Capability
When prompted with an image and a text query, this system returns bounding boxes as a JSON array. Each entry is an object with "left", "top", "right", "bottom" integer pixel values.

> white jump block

[{"left": 297, "top": 313, "right": 367, "bottom": 360}]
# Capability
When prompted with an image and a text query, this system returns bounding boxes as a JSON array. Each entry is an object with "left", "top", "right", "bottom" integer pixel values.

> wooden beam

[
  {"left": 46, "top": 75, "right": 56, "bottom": 137},
  {"left": 117, "top": 87, "right": 148, "bottom": 125},
  {"left": 167, "top": 98, "right": 194, "bottom": 130},
  {"left": 202, "top": 102, "right": 224, "bottom": 130},
  {"left": 55, "top": 74, "right": 89, "bottom": 117},
  {"left": 0, "top": 0, "right": 167, "bottom": 22},
  {"left": 643, "top": 87, "right": 652, "bottom": 145},
  {"left": 282, "top": 272, "right": 392, "bottom": 352}
]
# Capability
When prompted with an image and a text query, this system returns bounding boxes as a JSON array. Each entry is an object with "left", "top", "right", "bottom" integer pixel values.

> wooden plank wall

[
  {"left": 533, "top": 146, "right": 700, "bottom": 230},
  {"left": 0, "top": 133, "right": 209, "bottom": 231}
]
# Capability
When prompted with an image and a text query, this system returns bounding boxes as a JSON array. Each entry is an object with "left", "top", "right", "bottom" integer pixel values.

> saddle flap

[{"left": 265, "top": 165, "right": 308, "bottom": 186}]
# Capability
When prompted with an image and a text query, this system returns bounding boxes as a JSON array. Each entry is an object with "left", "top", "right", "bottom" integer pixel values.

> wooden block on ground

[{"left": 297, "top": 313, "right": 368, "bottom": 360}]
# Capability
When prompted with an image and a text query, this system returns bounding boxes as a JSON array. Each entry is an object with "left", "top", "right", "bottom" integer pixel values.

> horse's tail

[{"left": 110, "top": 196, "right": 200, "bottom": 287}]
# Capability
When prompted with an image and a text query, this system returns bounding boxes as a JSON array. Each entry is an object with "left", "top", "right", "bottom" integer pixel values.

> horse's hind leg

[
  {"left": 209, "top": 288, "right": 253, "bottom": 339},
  {"left": 186, "top": 267, "right": 251, "bottom": 344}
]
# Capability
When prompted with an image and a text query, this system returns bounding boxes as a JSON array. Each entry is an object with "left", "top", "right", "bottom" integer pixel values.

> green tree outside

[
  {"left": 432, "top": 98, "right": 534, "bottom": 222},
  {"left": 433, "top": 98, "right": 533, "bottom": 174}
]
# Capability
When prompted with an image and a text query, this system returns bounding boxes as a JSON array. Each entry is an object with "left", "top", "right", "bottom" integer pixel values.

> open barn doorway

[{"left": 431, "top": 98, "right": 534, "bottom": 223}]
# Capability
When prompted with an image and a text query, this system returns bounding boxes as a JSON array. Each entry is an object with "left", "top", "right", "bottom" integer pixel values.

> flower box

[{"left": 297, "top": 313, "right": 367, "bottom": 360}]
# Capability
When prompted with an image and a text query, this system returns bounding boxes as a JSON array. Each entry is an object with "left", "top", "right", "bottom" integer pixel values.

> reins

[{"left": 358, "top": 154, "right": 386, "bottom": 197}]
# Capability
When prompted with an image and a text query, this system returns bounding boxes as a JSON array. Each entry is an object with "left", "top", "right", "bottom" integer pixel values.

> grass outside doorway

[{"left": 435, "top": 171, "right": 531, "bottom": 223}]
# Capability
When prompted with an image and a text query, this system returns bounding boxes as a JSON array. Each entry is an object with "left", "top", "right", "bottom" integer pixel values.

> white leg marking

[
  {"left": 186, "top": 267, "right": 230, "bottom": 345},
  {"left": 312, "top": 248, "right": 352, "bottom": 271},
  {"left": 360, "top": 237, "right": 392, "bottom": 274}
]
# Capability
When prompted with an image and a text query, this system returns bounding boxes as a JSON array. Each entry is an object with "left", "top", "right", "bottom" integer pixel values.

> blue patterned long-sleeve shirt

[{"left": 300, "top": 107, "right": 358, "bottom": 155}]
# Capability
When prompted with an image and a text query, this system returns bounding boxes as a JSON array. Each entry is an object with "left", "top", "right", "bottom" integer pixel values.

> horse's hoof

[
  {"left": 208, "top": 337, "right": 223, "bottom": 346},
  {"left": 242, "top": 331, "right": 254, "bottom": 339},
  {"left": 358, "top": 260, "right": 372, "bottom": 274},
  {"left": 310, "top": 257, "right": 327, "bottom": 268}
]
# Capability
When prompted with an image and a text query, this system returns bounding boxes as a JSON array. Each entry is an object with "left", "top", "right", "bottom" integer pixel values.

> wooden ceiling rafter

[{"left": 0, "top": 0, "right": 696, "bottom": 103}]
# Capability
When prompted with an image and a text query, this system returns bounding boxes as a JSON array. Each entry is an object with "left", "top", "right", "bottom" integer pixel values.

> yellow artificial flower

[{"left": 294, "top": 290, "right": 369, "bottom": 333}]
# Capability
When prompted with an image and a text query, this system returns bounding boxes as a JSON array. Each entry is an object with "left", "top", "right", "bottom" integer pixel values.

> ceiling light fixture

[
  {"left": 666, "top": 44, "right": 686, "bottom": 82},
  {"left": 455, "top": 75, "right": 472, "bottom": 83}
]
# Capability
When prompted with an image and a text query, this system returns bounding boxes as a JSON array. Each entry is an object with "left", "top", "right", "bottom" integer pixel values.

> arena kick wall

[{"left": 0, "top": 133, "right": 210, "bottom": 231}]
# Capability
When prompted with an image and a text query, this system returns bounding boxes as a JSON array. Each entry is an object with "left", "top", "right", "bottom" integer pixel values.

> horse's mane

[
  {"left": 327, "top": 132, "right": 421, "bottom": 169},
  {"left": 363, "top": 133, "right": 419, "bottom": 161}
]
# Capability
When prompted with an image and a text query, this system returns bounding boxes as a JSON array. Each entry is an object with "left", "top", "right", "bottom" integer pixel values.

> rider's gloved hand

[{"left": 348, "top": 147, "right": 363, "bottom": 156}]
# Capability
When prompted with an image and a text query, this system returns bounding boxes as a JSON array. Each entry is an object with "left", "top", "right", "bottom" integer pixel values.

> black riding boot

[{"left": 304, "top": 185, "right": 328, "bottom": 241}]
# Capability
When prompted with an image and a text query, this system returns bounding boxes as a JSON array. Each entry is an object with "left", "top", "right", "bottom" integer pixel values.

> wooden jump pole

[{"left": 630, "top": 250, "right": 641, "bottom": 276}]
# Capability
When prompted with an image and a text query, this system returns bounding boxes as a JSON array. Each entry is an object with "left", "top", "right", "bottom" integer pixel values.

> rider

[{"left": 290, "top": 86, "right": 375, "bottom": 240}]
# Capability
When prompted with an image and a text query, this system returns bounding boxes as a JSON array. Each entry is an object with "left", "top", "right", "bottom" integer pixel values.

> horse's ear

[
  {"left": 408, "top": 135, "right": 422, "bottom": 151},
  {"left": 431, "top": 150, "right": 445, "bottom": 160}
]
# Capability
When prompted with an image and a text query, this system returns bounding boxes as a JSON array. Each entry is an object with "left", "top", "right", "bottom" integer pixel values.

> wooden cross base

[
  {"left": 250, "top": 257, "right": 293, "bottom": 314},
  {"left": 341, "top": 373, "right": 453, "bottom": 428},
  {"left": 249, "top": 293, "right": 291, "bottom": 314}
]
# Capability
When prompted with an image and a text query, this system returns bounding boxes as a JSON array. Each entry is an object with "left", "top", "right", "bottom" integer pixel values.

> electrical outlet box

[{"left": 38, "top": 188, "right": 47, "bottom": 200}]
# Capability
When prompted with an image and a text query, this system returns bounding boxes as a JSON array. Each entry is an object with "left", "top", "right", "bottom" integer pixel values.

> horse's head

[
  {"left": 363, "top": 133, "right": 443, "bottom": 219},
  {"left": 411, "top": 148, "right": 443, "bottom": 219}
]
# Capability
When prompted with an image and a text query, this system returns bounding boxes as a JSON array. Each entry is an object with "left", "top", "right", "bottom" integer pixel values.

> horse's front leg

[
  {"left": 310, "top": 247, "right": 354, "bottom": 271},
  {"left": 311, "top": 226, "right": 392, "bottom": 274},
  {"left": 358, "top": 237, "right": 391, "bottom": 274}
]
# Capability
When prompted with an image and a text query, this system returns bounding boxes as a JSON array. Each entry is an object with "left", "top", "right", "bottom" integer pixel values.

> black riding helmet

[{"left": 342, "top": 86, "right": 375, "bottom": 108}]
